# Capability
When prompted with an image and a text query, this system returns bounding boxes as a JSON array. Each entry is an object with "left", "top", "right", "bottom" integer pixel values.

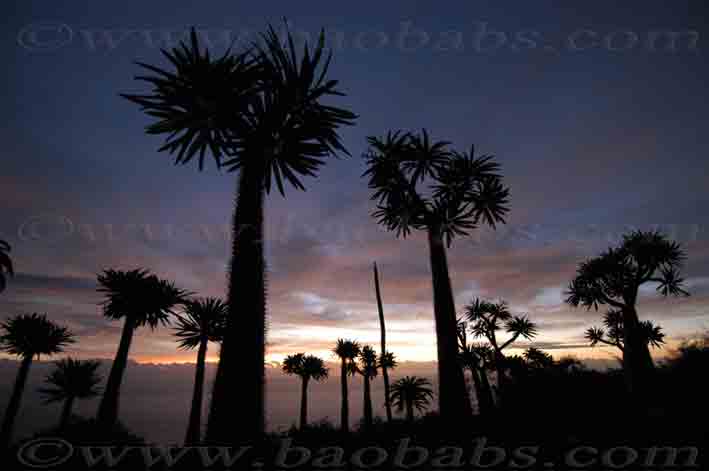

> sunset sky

[{"left": 2, "top": 1, "right": 708, "bottom": 371}]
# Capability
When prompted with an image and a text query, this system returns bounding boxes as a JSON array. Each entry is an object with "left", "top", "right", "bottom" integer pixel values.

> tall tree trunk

[
  {"left": 0, "top": 355, "right": 33, "bottom": 448},
  {"left": 299, "top": 377, "right": 309, "bottom": 429},
  {"left": 426, "top": 226, "right": 473, "bottom": 424},
  {"left": 207, "top": 163, "right": 266, "bottom": 444},
  {"left": 405, "top": 398, "right": 414, "bottom": 423},
  {"left": 363, "top": 375, "right": 373, "bottom": 430},
  {"left": 59, "top": 396, "right": 75, "bottom": 431},
  {"left": 373, "top": 262, "right": 393, "bottom": 422},
  {"left": 185, "top": 336, "right": 209, "bottom": 444},
  {"left": 97, "top": 317, "right": 136, "bottom": 427},
  {"left": 340, "top": 360, "right": 349, "bottom": 433},
  {"left": 622, "top": 305, "right": 654, "bottom": 399}
]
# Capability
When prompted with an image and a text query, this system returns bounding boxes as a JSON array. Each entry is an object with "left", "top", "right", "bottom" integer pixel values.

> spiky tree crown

[
  {"left": 97, "top": 269, "right": 188, "bottom": 329},
  {"left": 566, "top": 230, "right": 689, "bottom": 311},
  {"left": 363, "top": 130, "right": 510, "bottom": 246},
  {"left": 122, "top": 24, "right": 357, "bottom": 196},
  {"left": 389, "top": 376, "right": 434, "bottom": 413},
  {"left": 464, "top": 298, "right": 538, "bottom": 350},
  {"left": 173, "top": 297, "right": 228, "bottom": 350},
  {"left": 282, "top": 353, "right": 328, "bottom": 381},
  {"left": 0, "top": 313, "right": 74, "bottom": 359},
  {"left": 38, "top": 358, "right": 103, "bottom": 403}
]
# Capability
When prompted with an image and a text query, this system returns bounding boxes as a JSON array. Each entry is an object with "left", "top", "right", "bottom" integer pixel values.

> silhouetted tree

[
  {"left": 122, "top": 25, "right": 356, "bottom": 442},
  {"left": 0, "top": 240, "right": 13, "bottom": 294},
  {"left": 464, "top": 298, "right": 538, "bottom": 398},
  {"left": 174, "top": 298, "right": 227, "bottom": 444},
  {"left": 585, "top": 310, "right": 665, "bottom": 354},
  {"left": 0, "top": 314, "right": 74, "bottom": 447},
  {"left": 363, "top": 130, "right": 509, "bottom": 424},
  {"left": 522, "top": 347, "right": 555, "bottom": 369},
  {"left": 39, "top": 359, "right": 102, "bottom": 430},
  {"left": 372, "top": 262, "right": 393, "bottom": 422},
  {"left": 96, "top": 269, "right": 187, "bottom": 428},
  {"left": 333, "top": 339, "right": 360, "bottom": 432},
  {"left": 457, "top": 320, "right": 495, "bottom": 415},
  {"left": 390, "top": 376, "right": 434, "bottom": 423},
  {"left": 355, "top": 345, "right": 379, "bottom": 430},
  {"left": 282, "top": 353, "right": 328, "bottom": 429},
  {"left": 566, "top": 231, "right": 688, "bottom": 396}
]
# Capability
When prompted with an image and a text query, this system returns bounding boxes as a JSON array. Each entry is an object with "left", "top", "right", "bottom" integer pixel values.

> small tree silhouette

[
  {"left": 174, "top": 298, "right": 228, "bottom": 444},
  {"left": 389, "top": 376, "right": 434, "bottom": 423},
  {"left": 363, "top": 130, "right": 509, "bottom": 424},
  {"left": 353, "top": 345, "right": 379, "bottom": 431},
  {"left": 282, "top": 354, "right": 328, "bottom": 429},
  {"left": 0, "top": 314, "right": 74, "bottom": 447},
  {"left": 373, "top": 262, "right": 394, "bottom": 422},
  {"left": 464, "top": 298, "right": 538, "bottom": 399},
  {"left": 39, "top": 359, "right": 102, "bottom": 430},
  {"left": 457, "top": 319, "right": 495, "bottom": 416},
  {"left": 96, "top": 269, "right": 188, "bottom": 428},
  {"left": 566, "top": 231, "right": 688, "bottom": 396},
  {"left": 0, "top": 240, "right": 13, "bottom": 294},
  {"left": 333, "top": 339, "right": 360, "bottom": 433}
]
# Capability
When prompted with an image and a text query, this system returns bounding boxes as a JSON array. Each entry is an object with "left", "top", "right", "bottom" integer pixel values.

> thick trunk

[
  {"left": 207, "top": 163, "right": 266, "bottom": 444},
  {"left": 621, "top": 305, "right": 655, "bottom": 398},
  {"left": 340, "top": 361, "right": 349, "bottom": 432},
  {"left": 373, "top": 262, "right": 393, "bottom": 422},
  {"left": 0, "top": 355, "right": 33, "bottom": 448},
  {"left": 299, "top": 377, "right": 309, "bottom": 429},
  {"left": 59, "top": 396, "right": 75, "bottom": 430},
  {"left": 185, "top": 337, "right": 209, "bottom": 444},
  {"left": 427, "top": 227, "right": 473, "bottom": 423},
  {"left": 405, "top": 399, "right": 414, "bottom": 423},
  {"left": 363, "top": 376, "right": 373, "bottom": 430},
  {"left": 97, "top": 317, "right": 135, "bottom": 427}
]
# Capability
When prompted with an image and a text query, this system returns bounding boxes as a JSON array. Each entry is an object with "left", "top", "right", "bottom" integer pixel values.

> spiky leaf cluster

[
  {"left": 566, "top": 231, "right": 689, "bottom": 311},
  {"left": 363, "top": 130, "right": 510, "bottom": 246},
  {"left": 123, "top": 24, "right": 356, "bottom": 196},
  {"left": 0, "top": 314, "right": 74, "bottom": 359},
  {"left": 38, "top": 358, "right": 103, "bottom": 404},
  {"left": 97, "top": 269, "right": 189, "bottom": 329}
]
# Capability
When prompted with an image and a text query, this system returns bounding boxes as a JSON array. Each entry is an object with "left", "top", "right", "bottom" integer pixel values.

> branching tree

[
  {"left": 457, "top": 319, "right": 494, "bottom": 416},
  {"left": 363, "top": 130, "right": 509, "bottom": 424},
  {"left": 464, "top": 298, "right": 538, "bottom": 398},
  {"left": 585, "top": 309, "right": 665, "bottom": 353},
  {"left": 566, "top": 231, "right": 688, "bottom": 396}
]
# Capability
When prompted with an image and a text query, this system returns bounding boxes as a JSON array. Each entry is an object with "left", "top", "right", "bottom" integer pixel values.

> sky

[{"left": 1, "top": 0, "right": 709, "bottom": 439}]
